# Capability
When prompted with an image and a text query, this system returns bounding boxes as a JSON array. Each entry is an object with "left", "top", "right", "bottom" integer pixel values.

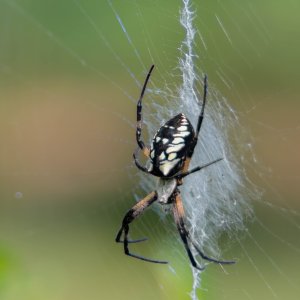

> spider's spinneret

[{"left": 148, "top": 113, "right": 195, "bottom": 177}]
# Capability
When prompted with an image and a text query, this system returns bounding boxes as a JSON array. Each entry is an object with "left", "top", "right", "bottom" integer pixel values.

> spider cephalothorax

[{"left": 115, "top": 65, "right": 235, "bottom": 270}]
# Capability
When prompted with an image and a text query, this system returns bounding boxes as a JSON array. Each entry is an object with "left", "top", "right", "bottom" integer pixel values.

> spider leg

[
  {"left": 116, "top": 235, "right": 148, "bottom": 244},
  {"left": 195, "top": 74, "right": 208, "bottom": 137},
  {"left": 181, "top": 75, "right": 208, "bottom": 175},
  {"left": 115, "top": 191, "right": 168, "bottom": 264},
  {"left": 173, "top": 191, "right": 235, "bottom": 268},
  {"left": 136, "top": 65, "right": 155, "bottom": 158},
  {"left": 177, "top": 158, "right": 223, "bottom": 179},
  {"left": 189, "top": 240, "right": 236, "bottom": 265},
  {"left": 115, "top": 190, "right": 154, "bottom": 244},
  {"left": 133, "top": 147, "right": 152, "bottom": 174},
  {"left": 172, "top": 191, "right": 204, "bottom": 271}
]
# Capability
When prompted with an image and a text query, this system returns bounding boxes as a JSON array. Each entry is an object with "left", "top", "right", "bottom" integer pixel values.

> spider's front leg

[
  {"left": 115, "top": 191, "right": 156, "bottom": 244},
  {"left": 115, "top": 191, "right": 168, "bottom": 264},
  {"left": 172, "top": 190, "right": 235, "bottom": 269},
  {"left": 172, "top": 190, "right": 204, "bottom": 270}
]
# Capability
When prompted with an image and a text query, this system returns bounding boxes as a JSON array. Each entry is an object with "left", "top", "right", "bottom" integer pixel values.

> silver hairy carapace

[{"left": 156, "top": 178, "right": 177, "bottom": 204}]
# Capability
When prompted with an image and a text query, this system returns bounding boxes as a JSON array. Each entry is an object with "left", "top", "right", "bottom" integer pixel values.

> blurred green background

[{"left": 0, "top": 0, "right": 299, "bottom": 299}]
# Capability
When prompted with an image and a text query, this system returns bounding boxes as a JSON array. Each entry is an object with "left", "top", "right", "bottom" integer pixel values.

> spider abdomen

[{"left": 148, "top": 113, "right": 195, "bottom": 177}]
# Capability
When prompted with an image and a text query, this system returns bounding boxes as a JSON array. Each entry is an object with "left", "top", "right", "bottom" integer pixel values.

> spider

[{"left": 115, "top": 65, "right": 235, "bottom": 270}]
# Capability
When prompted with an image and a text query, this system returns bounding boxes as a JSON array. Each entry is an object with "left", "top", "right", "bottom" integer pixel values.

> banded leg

[
  {"left": 181, "top": 75, "right": 208, "bottom": 175},
  {"left": 133, "top": 147, "right": 151, "bottom": 175},
  {"left": 177, "top": 158, "right": 223, "bottom": 179},
  {"left": 136, "top": 65, "right": 155, "bottom": 157},
  {"left": 195, "top": 74, "right": 208, "bottom": 137},
  {"left": 172, "top": 191, "right": 204, "bottom": 270},
  {"left": 173, "top": 191, "right": 235, "bottom": 269},
  {"left": 189, "top": 239, "right": 235, "bottom": 265},
  {"left": 116, "top": 191, "right": 168, "bottom": 264}
]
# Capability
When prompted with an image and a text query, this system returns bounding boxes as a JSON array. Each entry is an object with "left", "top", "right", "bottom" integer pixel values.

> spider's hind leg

[
  {"left": 136, "top": 65, "right": 154, "bottom": 158},
  {"left": 133, "top": 147, "right": 152, "bottom": 175},
  {"left": 195, "top": 74, "right": 208, "bottom": 137},
  {"left": 177, "top": 158, "right": 223, "bottom": 179}
]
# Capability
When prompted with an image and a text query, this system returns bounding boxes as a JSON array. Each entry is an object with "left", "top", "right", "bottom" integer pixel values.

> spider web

[{"left": 0, "top": 1, "right": 299, "bottom": 300}]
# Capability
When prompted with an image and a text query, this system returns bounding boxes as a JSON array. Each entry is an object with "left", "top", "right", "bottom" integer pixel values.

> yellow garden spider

[{"left": 115, "top": 65, "right": 235, "bottom": 270}]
